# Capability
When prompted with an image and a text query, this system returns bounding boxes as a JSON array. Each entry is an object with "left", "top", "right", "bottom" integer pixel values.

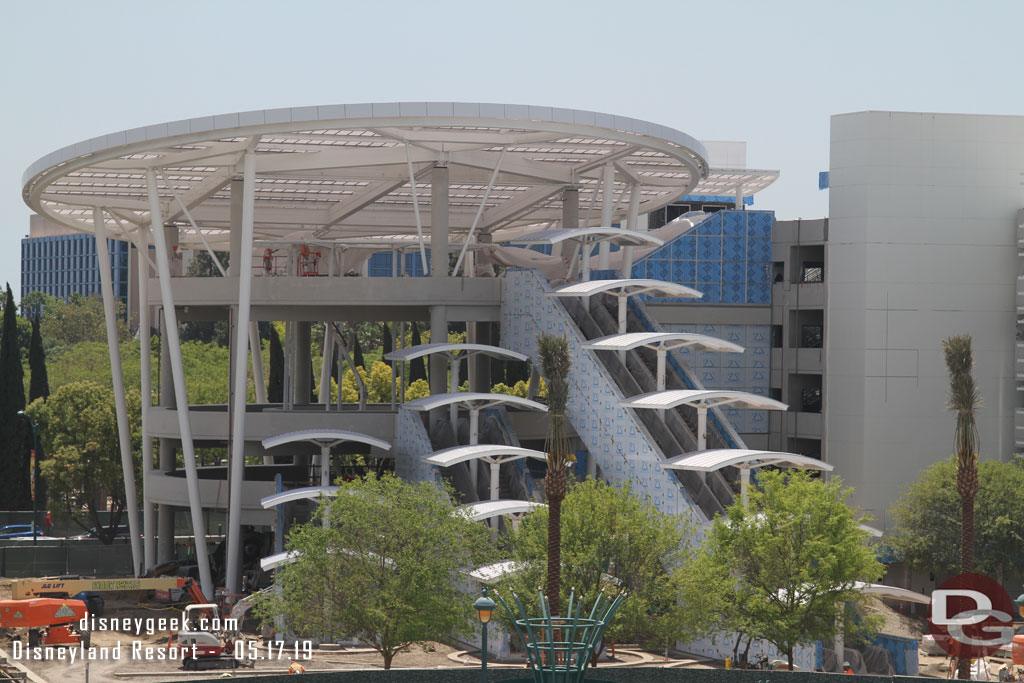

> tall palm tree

[
  {"left": 537, "top": 333, "right": 573, "bottom": 615},
  {"left": 942, "top": 335, "right": 980, "bottom": 681}
]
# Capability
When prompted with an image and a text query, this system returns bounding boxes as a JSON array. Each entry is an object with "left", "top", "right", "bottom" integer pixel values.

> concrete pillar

[
  {"left": 157, "top": 307, "right": 175, "bottom": 563},
  {"left": 598, "top": 164, "right": 615, "bottom": 269},
  {"left": 294, "top": 322, "right": 312, "bottom": 405},
  {"left": 429, "top": 306, "right": 448, "bottom": 398},
  {"left": 430, "top": 164, "right": 449, "bottom": 278},
  {"left": 229, "top": 177, "right": 243, "bottom": 275},
  {"left": 562, "top": 188, "right": 579, "bottom": 277}
]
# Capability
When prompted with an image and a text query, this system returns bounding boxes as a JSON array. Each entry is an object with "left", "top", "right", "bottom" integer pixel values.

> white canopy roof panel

[
  {"left": 583, "top": 332, "right": 743, "bottom": 354},
  {"left": 384, "top": 343, "right": 527, "bottom": 363},
  {"left": 424, "top": 445, "right": 548, "bottom": 467},
  {"left": 402, "top": 392, "right": 548, "bottom": 413},
  {"left": 854, "top": 582, "right": 930, "bottom": 604},
  {"left": 458, "top": 500, "right": 547, "bottom": 522},
  {"left": 466, "top": 560, "right": 525, "bottom": 585},
  {"left": 22, "top": 102, "right": 743, "bottom": 246},
  {"left": 260, "top": 550, "right": 300, "bottom": 571},
  {"left": 551, "top": 278, "right": 702, "bottom": 300},
  {"left": 515, "top": 227, "right": 664, "bottom": 248},
  {"left": 621, "top": 389, "right": 788, "bottom": 411},
  {"left": 660, "top": 449, "right": 833, "bottom": 473},
  {"left": 261, "top": 429, "right": 391, "bottom": 451},
  {"left": 260, "top": 486, "right": 339, "bottom": 509}
]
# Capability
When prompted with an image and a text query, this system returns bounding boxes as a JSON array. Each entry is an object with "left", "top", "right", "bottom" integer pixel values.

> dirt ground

[{"left": 0, "top": 581, "right": 714, "bottom": 683}]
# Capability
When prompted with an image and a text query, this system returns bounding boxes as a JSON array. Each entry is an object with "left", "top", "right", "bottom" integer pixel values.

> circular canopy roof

[
  {"left": 582, "top": 332, "right": 744, "bottom": 354},
  {"left": 659, "top": 449, "right": 833, "bottom": 472},
  {"left": 401, "top": 391, "right": 548, "bottom": 413},
  {"left": 22, "top": 102, "right": 722, "bottom": 247},
  {"left": 423, "top": 444, "right": 548, "bottom": 467},
  {"left": 384, "top": 342, "right": 528, "bottom": 363},
  {"left": 621, "top": 389, "right": 788, "bottom": 411},
  {"left": 550, "top": 278, "right": 703, "bottom": 300}
]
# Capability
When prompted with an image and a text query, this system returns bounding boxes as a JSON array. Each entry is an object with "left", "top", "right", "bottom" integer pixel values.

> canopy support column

[
  {"left": 469, "top": 408, "right": 480, "bottom": 495},
  {"left": 449, "top": 358, "right": 461, "bottom": 434},
  {"left": 697, "top": 405, "right": 708, "bottom": 452},
  {"left": 621, "top": 182, "right": 641, "bottom": 276},
  {"left": 740, "top": 466, "right": 751, "bottom": 506},
  {"left": 147, "top": 170, "right": 214, "bottom": 600},
  {"left": 137, "top": 232, "right": 155, "bottom": 570},
  {"left": 489, "top": 460, "right": 500, "bottom": 501},
  {"left": 598, "top": 163, "right": 615, "bottom": 269},
  {"left": 94, "top": 207, "right": 143, "bottom": 577},
  {"left": 656, "top": 348, "right": 667, "bottom": 392},
  {"left": 226, "top": 149, "right": 257, "bottom": 598}
]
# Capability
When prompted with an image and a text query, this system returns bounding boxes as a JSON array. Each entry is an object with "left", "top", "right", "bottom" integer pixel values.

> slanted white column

[
  {"left": 249, "top": 321, "right": 267, "bottom": 404},
  {"left": 597, "top": 163, "right": 615, "bottom": 269},
  {"left": 226, "top": 150, "right": 257, "bottom": 598},
  {"left": 137, "top": 234, "right": 156, "bottom": 569},
  {"left": 621, "top": 182, "right": 641, "bottom": 276},
  {"left": 94, "top": 207, "right": 143, "bottom": 576},
  {"left": 146, "top": 170, "right": 214, "bottom": 600}
]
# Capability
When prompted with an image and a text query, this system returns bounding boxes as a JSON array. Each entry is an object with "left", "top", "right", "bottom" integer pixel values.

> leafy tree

[
  {"left": 256, "top": 474, "right": 492, "bottom": 668},
  {"left": 888, "top": 457, "right": 1024, "bottom": 582},
  {"left": 685, "top": 469, "right": 883, "bottom": 669},
  {"left": 537, "top": 333, "right": 574, "bottom": 614},
  {"left": 0, "top": 283, "right": 29, "bottom": 509},
  {"left": 508, "top": 479, "right": 695, "bottom": 651},
  {"left": 28, "top": 315, "right": 50, "bottom": 403},
  {"left": 26, "top": 381, "right": 142, "bottom": 543},
  {"left": 268, "top": 324, "right": 284, "bottom": 403},
  {"left": 38, "top": 293, "right": 126, "bottom": 350}
]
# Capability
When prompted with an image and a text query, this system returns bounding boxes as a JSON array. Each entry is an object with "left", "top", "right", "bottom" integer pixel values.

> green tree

[
  {"left": 888, "top": 457, "right": 1024, "bottom": 582},
  {"left": 256, "top": 474, "right": 492, "bottom": 668},
  {"left": 28, "top": 315, "right": 50, "bottom": 403},
  {"left": 686, "top": 469, "right": 883, "bottom": 669},
  {"left": 508, "top": 479, "right": 694, "bottom": 651},
  {"left": 537, "top": 333, "right": 574, "bottom": 614},
  {"left": 38, "top": 293, "right": 126, "bottom": 350},
  {"left": 26, "top": 381, "right": 142, "bottom": 543},
  {"left": 0, "top": 283, "right": 28, "bottom": 509},
  {"left": 267, "top": 325, "right": 284, "bottom": 403}
]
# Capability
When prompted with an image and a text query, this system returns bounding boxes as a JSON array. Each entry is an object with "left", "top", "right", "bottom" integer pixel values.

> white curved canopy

[
  {"left": 551, "top": 278, "right": 702, "bottom": 300},
  {"left": 660, "top": 449, "right": 833, "bottom": 473},
  {"left": 402, "top": 392, "right": 548, "bottom": 413},
  {"left": 260, "top": 550, "right": 300, "bottom": 571},
  {"left": 854, "top": 582, "right": 930, "bottom": 604},
  {"left": 261, "top": 429, "right": 391, "bottom": 451},
  {"left": 23, "top": 102, "right": 724, "bottom": 245},
  {"left": 260, "top": 486, "right": 339, "bottom": 509},
  {"left": 621, "top": 390, "right": 788, "bottom": 411},
  {"left": 384, "top": 343, "right": 527, "bottom": 363},
  {"left": 424, "top": 444, "right": 548, "bottom": 467},
  {"left": 458, "top": 500, "right": 547, "bottom": 522},
  {"left": 859, "top": 524, "right": 884, "bottom": 538},
  {"left": 583, "top": 332, "right": 743, "bottom": 354},
  {"left": 515, "top": 227, "right": 664, "bottom": 248},
  {"left": 466, "top": 560, "right": 525, "bottom": 585}
]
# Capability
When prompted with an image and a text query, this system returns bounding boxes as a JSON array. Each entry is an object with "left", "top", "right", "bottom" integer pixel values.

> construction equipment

[
  {"left": 170, "top": 603, "right": 251, "bottom": 671},
  {"left": 11, "top": 574, "right": 207, "bottom": 605},
  {"left": 0, "top": 598, "right": 89, "bottom": 647}
]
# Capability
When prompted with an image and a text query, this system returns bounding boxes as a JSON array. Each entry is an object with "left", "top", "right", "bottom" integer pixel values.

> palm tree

[
  {"left": 537, "top": 333, "right": 573, "bottom": 615},
  {"left": 942, "top": 335, "right": 980, "bottom": 681}
]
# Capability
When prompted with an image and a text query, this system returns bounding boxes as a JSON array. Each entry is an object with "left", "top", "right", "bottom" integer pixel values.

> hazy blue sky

[{"left": 2, "top": 0, "right": 1022, "bottom": 298}]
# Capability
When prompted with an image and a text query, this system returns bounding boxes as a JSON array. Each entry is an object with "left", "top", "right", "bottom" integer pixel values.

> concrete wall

[{"left": 827, "top": 111, "right": 1023, "bottom": 528}]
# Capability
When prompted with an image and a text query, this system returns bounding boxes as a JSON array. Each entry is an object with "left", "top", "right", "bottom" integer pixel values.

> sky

[{"left": 2, "top": 0, "right": 1022, "bottom": 300}]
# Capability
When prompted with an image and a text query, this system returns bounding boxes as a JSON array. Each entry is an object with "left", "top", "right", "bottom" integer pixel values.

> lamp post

[
  {"left": 17, "top": 411, "right": 39, "bottom": 546},
  {"left": 474, "top": 587, "right": 496, "bottom": 683}
]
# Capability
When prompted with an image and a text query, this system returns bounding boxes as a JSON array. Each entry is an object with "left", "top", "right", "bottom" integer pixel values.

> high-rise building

[{"left": 21, "top": 214, "right": 134, "bottom": 319}]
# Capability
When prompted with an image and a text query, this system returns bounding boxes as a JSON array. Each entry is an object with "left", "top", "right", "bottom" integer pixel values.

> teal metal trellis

[{"left": 494, "top": 588, "right": 626, "bottom": 683}]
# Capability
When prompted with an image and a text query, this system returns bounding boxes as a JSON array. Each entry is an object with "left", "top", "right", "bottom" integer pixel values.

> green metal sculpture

[{"left": 494, "top": 588, "right": 626, "bottom": 683}]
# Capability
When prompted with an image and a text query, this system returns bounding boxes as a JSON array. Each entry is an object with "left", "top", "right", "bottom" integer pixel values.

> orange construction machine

[{"left": 0, "top": 598, "right": 89, "bottom": 647}]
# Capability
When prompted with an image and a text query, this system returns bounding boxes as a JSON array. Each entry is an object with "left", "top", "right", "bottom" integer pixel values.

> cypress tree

[
  {"left": 381, "top": 323, "right": 393, "bottom": 368},
  {"left": 353, "top": 335, "right": 365, "bottom": 371},
  {"left": 410, "top": 323, "right": 427, "bottom": 383},
  {"left": 268, "top": 325, "right": 284, "bottom": 403},
  {"left": 28, "top": 315, "right": 49, "bottom": 403},
  {"left": 0, "top": 284, "right": 27, "bottom": 508}
]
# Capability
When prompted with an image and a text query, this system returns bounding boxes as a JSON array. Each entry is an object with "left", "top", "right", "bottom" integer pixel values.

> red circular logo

[{"left": 928, "top": 573, "right": 1014, "bottom": 659}]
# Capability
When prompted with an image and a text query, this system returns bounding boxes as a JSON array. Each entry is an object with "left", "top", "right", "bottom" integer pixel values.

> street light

[
  {"left": 16, "top": 411, "right": 39, "bottom": 546},
  {"left": 474, "top": 587, "right": 496, "bottom": 683}
]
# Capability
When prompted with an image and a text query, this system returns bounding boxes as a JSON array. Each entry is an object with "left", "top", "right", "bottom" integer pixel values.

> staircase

[{"left": 503, "top": 269, "right": 716, "bottom": 522}]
